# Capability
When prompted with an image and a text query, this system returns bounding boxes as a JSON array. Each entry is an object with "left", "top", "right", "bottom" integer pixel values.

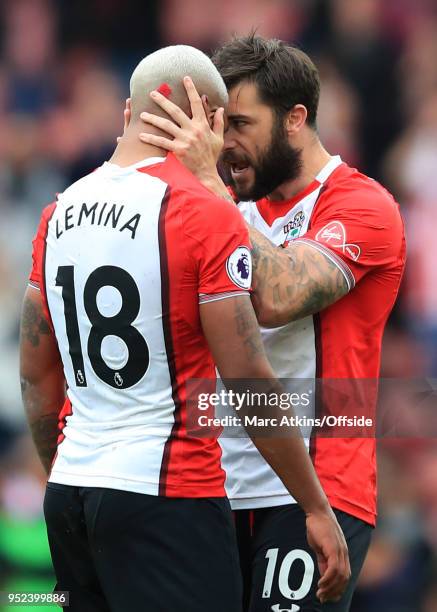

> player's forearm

[
  {"left": 20, "top": 362, "right": 65, "bottom": 475},
  {"left": 20, "top": 365, "right": 65, "bottom": 475},
  {"left": 252, "top": 435, "right": 331, "bottom": 516},
  {"left": 249, "top": 227, "right": 349, "bottom": 326},
  {"left": 19, "top": 287, "right": 65, "bottom": 475},
  {"left": 24, "top": 392, "right": 59, "bottom": 474},
  {"left": 31, "top": 417, "right": 58, "bottom": 475},
  {"left": 202, "top": 296, "right": 331, "bottom": 514},
  {"left": 222, "top": 378, "right": 331, "bottom": 515},
  {"left": 233, "top": 377, "right": 331, "bottom": 516},
  {"left": 21, "top": 379, "right": 61, "bottom": 474}
]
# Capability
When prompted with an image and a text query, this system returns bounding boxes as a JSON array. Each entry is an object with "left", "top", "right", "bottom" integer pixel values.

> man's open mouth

[
  {"left": 231, "top": 162, "right": 249, "bottom": 174},
  {"left": 229, "top": 161, "right": 251, "bottom": 177}
]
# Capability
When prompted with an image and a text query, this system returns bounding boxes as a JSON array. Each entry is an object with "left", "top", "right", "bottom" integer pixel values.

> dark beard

[{"left": 228, "top": 118, "right": 303, "bottom": 202}]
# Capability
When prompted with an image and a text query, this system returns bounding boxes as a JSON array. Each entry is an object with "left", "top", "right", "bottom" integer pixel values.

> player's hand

[
  {"left": 305, "top": 508, "right": 351, "bottom": 603},
  {"left": 117, "top": 98, "right": 131, "bottom": 142},
  {"left": 138, "top": 76, "right": 224, "bottom": 181}
]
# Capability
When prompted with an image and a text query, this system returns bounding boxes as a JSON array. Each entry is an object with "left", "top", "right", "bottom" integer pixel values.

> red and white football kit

[
  {"left": 221, "top": 156, "right": 406, "bottom": 526},
  {"left": 29, "top": 153, "right": 252, "bottom": 499}
]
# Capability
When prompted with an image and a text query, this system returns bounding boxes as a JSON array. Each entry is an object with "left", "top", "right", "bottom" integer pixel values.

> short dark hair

[{"left": 212, "top": 33, "right": 320, "bottom": 128}]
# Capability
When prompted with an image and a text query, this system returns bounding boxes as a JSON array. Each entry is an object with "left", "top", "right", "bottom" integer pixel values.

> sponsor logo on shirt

[
  {"left": 226, "top": 246, "right": 252, "bottom": 289},
  {"left": 315, "top": 220, "right": 361, "bottom": 261},
  {"left": 271, "top": 605, "right": 300, "bottom": 612},
  {"left": 283, "top": 211, "right": 305, "bottom": 241}
]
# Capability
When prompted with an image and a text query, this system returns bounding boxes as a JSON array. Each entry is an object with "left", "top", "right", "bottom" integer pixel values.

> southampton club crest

[
  {"left": 226, "top": 246, "right": 252, "bottom": 289},
  {"left": 283, "top": 211, "right": 305, "bottom": 242}
]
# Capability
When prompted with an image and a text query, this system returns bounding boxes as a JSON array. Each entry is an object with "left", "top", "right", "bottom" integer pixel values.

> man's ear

[
  {"left": 284, "top": 104, "right": 307, "bottom": 136},
  {"left": 117, "top": 98, "right": 131, "bottom": 143},
  {"left": 123, "top": 98, "right": 132, "bottom": 131}
]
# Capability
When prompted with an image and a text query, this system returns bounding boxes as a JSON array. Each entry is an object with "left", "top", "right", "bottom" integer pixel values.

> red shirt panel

[
  {"left": 299, "top": 164, "right": 406, "bottom": 525},
  {"left": 140, "top": 154, "right": 252, "bottom": 496}
]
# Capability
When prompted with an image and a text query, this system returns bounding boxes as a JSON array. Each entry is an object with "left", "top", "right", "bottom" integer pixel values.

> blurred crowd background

[{"left": 0, "top": 0, "right": 436, "bottom": 610}]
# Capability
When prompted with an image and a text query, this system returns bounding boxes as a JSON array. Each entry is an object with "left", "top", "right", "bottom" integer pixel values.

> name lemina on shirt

[{"left": 54, "top": 201, "right": 142, "bottom": 240}]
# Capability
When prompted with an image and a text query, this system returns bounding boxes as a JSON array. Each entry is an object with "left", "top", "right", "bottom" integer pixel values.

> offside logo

[{"left": 226, "top": 246, "right": 252, "bottom": 290}]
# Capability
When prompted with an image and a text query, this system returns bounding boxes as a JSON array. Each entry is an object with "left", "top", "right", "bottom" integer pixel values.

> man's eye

[{"left": 232, "top": 120, "right": 247, "bottom": 128}]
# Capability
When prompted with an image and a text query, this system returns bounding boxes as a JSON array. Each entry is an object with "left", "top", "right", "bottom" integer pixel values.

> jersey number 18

[{"left": 56, "top": 265, "right": 150, "bottom": 389}]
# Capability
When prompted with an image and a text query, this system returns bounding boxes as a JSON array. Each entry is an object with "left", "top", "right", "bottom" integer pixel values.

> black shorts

[
  {"left": 44, "top": 483, "right": 242, "bottom": 612},
  {"left": 235, "top": 504, "right": 372, "bottom": 612}
]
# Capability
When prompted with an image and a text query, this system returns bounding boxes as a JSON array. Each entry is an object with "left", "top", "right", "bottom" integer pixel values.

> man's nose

[{"left": 223, "top": 131, "right": 237, "bottom": 152}]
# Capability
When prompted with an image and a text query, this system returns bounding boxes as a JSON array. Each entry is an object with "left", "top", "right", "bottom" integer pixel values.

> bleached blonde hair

[{"left": 129, "top": 45, "right": 228, "bottom": 120}]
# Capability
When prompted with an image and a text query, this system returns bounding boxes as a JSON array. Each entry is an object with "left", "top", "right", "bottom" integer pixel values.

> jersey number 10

[{"left": 56, "top": 265, "right": 150, "bottom": 389}]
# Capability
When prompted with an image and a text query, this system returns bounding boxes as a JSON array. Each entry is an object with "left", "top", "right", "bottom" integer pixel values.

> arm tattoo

[
  {"left": 20, "top": 291, "right": 63, "bottom": 475},
  {"left": 21, "top": 378, "right": 59, "bottom": 474},
  {"left": 21, "top": 295, "right": 51, "bottom": 347},
  {"left": 249, "top": 226, "right": 349, "bottom": 326},
  {"left": 29, "top": 413, "right": 59, "bottom": 474},
  {"left": 233, "top": 296, "right": 265, "bottom": 359}
]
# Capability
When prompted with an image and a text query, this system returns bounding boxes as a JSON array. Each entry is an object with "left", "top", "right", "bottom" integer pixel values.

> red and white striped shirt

[{"left": 30, "top": 153, "right": 252, "bottom": 498}]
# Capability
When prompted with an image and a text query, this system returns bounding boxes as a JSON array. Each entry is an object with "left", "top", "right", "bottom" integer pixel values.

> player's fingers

[
  {"left": 317, "top": 582, "right": 343, "bottom": 605},
  {"left": 138, "top": 132, "right": 176, "bottom": 152},
  {"left": 317, "top": 557, "right": 339, "bottom": 589},
  {"left": 338, "top": 544, "right": 351, "bottom": 596},
  {"left": 140, "top": 112, "right": 182, "bottom": 138},
  {"left": 340, "top": 539, "right": 350, "bottom": 578},
  {"left": 317, "top": 548, "right": 349, "bottom": 603},
  {"left": 335, "top": 533, "right": 350, "bottom": 591},
  {"left": 213, "top": 107, "right": 225, "bottom": 137},
  {"left": 317, "top": 587, "right": 341, "bottom": 605},
  {"left": 184, "top": 76, "right": 207, "bottom": 121},
  {"left": 315, "top": 550, "right": 327, "bottom": 579},
  {"left": 201, "top": 95, "right": 209, "bottom": 122},
  {"left": 149, "top": 90, "right": 191, "bottom": 127},
  {"left": 345, "top": 546, "right": 351, "bottom": 578},
  {"left": 316, "top": 552, "right": 342, "bottom": 599}
]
